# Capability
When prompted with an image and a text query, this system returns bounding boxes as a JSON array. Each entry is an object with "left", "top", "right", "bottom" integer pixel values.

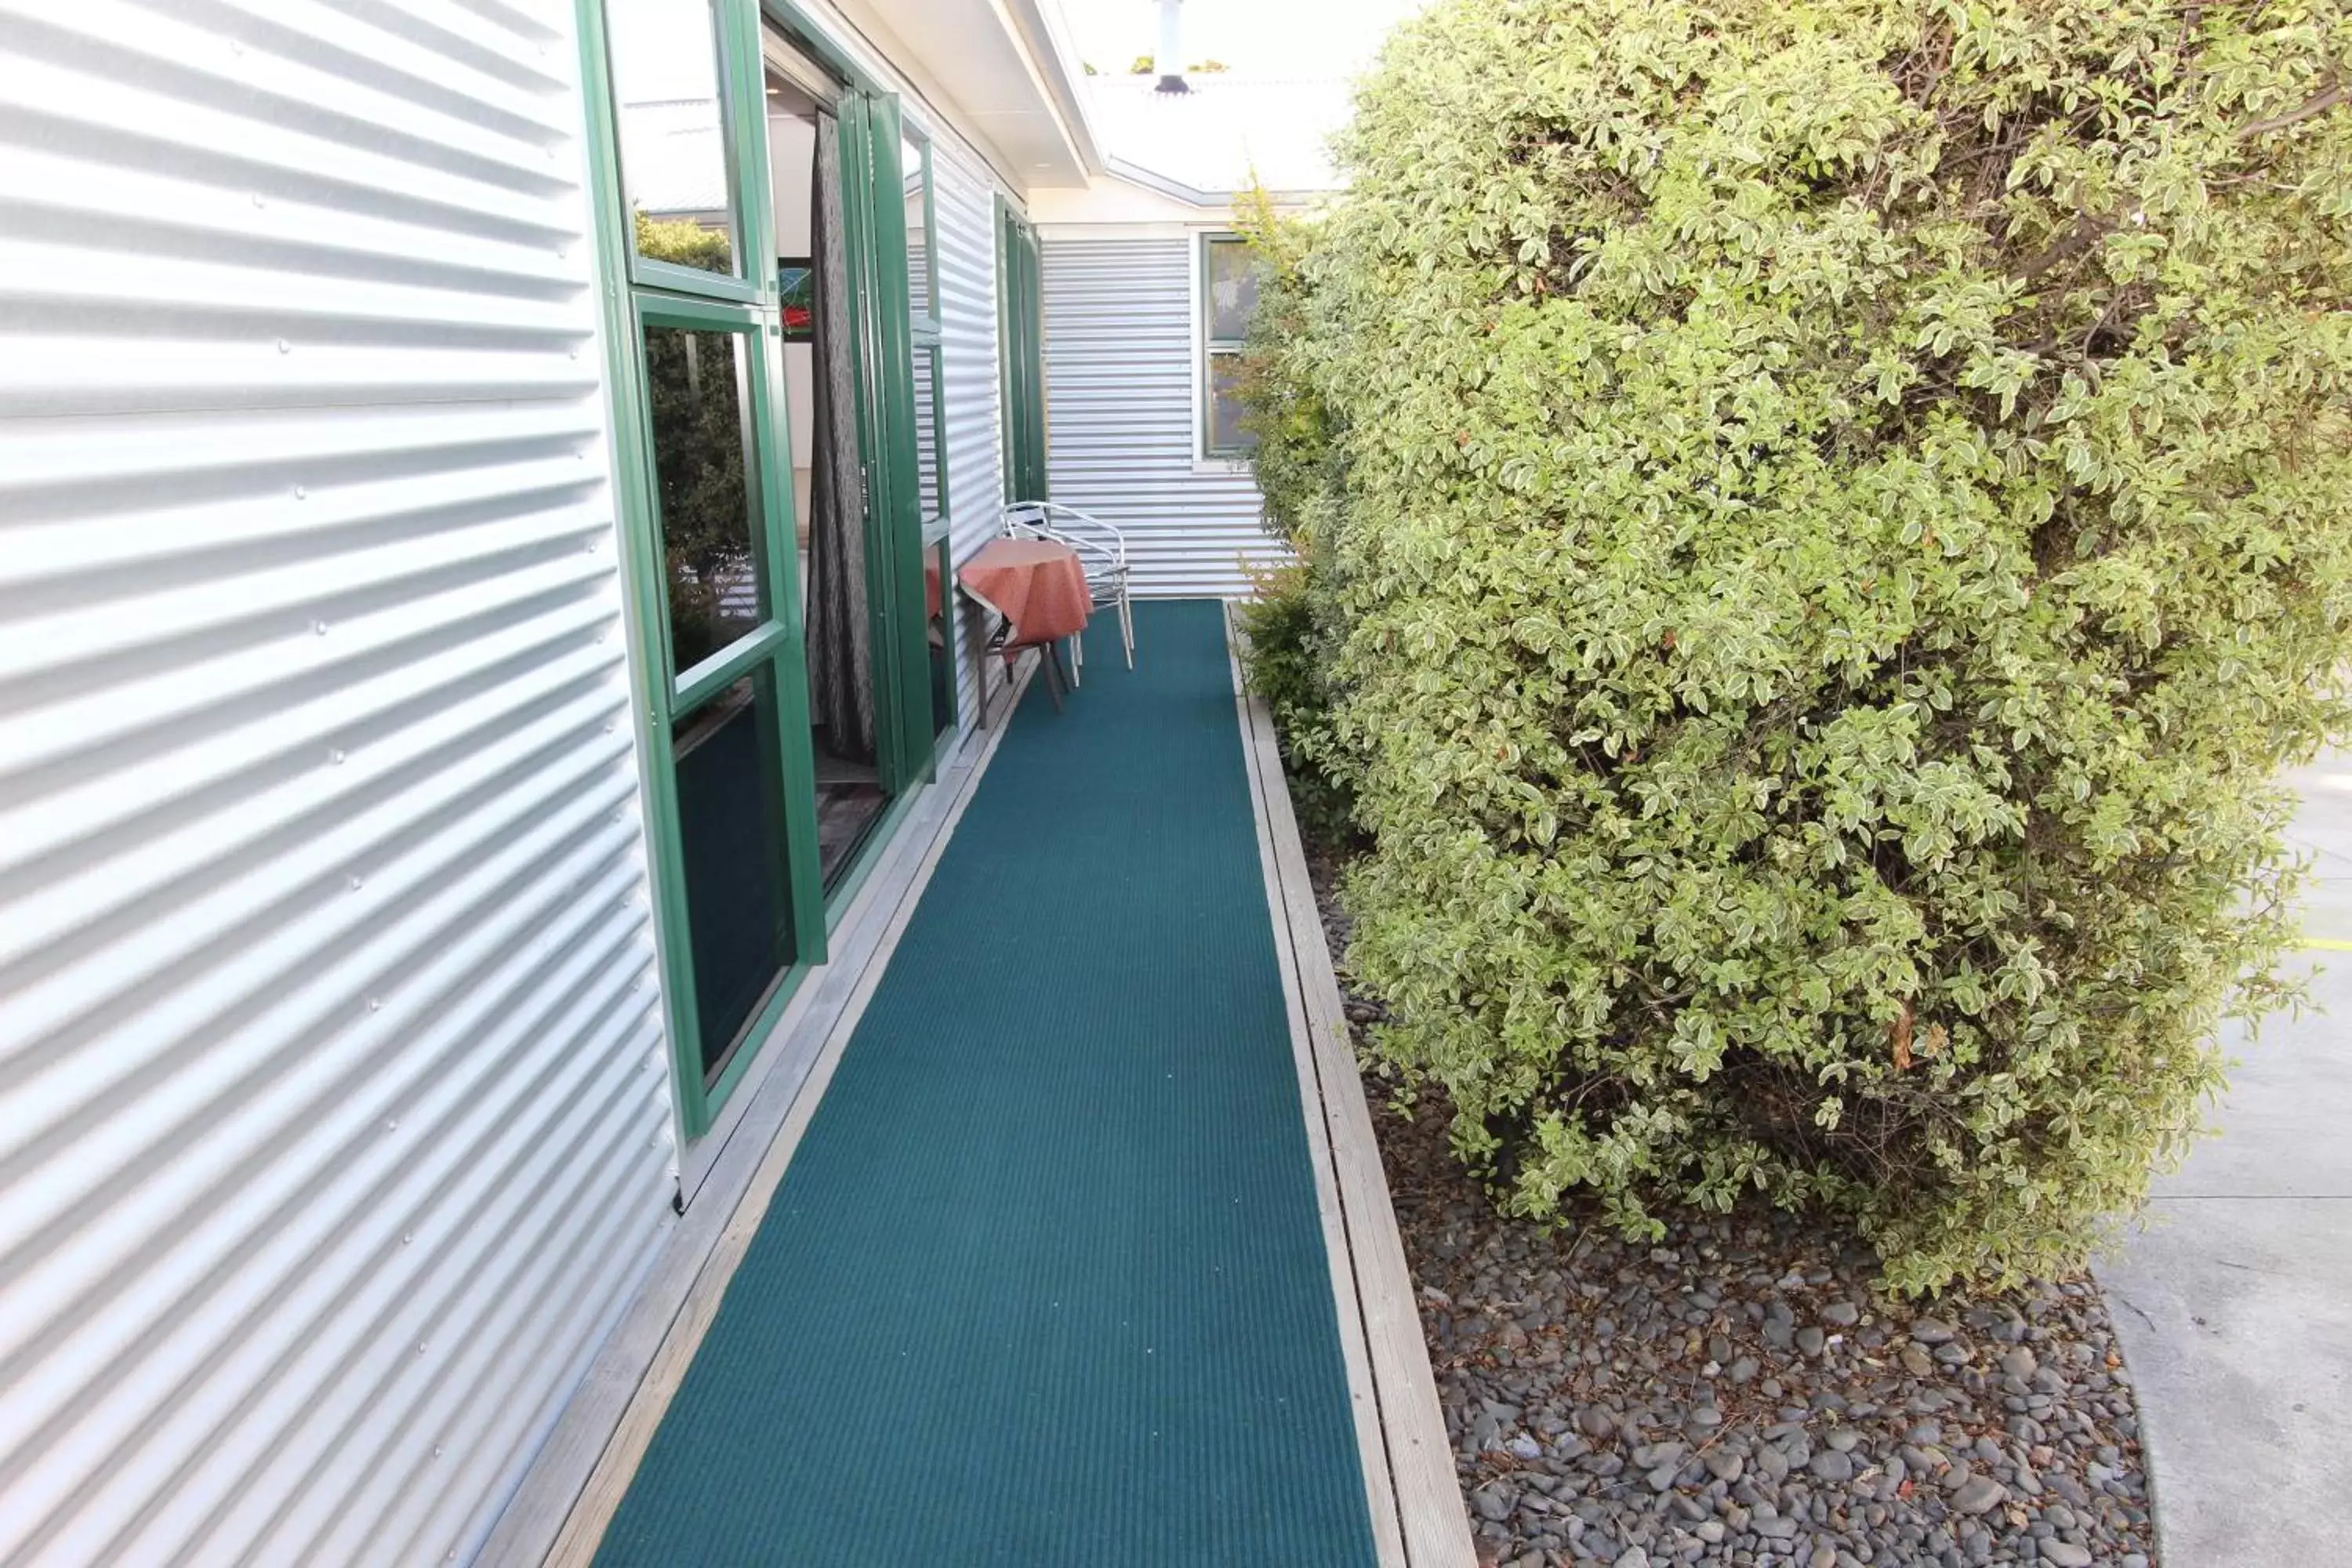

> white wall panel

[
  {"left": 0, "top": 2, "right": 673, "bottom": 1565},
  {"left": 931, "top": 136, "right": 1006, "bottom": 729},
  {"left": 1038, "top": 232, "right": 1285, "bottom": 598}
]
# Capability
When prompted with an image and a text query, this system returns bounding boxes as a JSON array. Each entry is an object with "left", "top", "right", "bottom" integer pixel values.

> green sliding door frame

[
  {"left": 575, "top": 0, "right": 949, "bottom": 1142},
  {"left": 995, "top": 196, "right": 1048, "bottom": 503}
]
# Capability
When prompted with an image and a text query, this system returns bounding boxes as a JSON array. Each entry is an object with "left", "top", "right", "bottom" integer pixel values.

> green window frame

[
  {"left": 902, "top": 130, "right": 958, "bottom": 753},
  {"left": 905, "top": 133, "right": 948, "bottom": 542},
  {"left": 996, "top": 197, "right": 1047, "bottom": 503},
  {"left": 577, "top": 0, "right": 955, "bottom": 1142},
  {"left": 608, "top": 0, "right": 767, "bottom": 306},
  {"left": 579, "top": 0, "right": 832, "bottom": 1139},
  {"left": 1200, "top": 231, "right": 1254, "bottom": 459}
]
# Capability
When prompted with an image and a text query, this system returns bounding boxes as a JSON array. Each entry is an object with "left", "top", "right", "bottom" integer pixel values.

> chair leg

[
  {"left": 1037, "top": 644, "right": 1065, "bottom": 712},
  {"left": 1120, "top": 593, "right": 1135, "bottom": 668},
  {"left": 1070, "top": 630, "right": 1083, "bottom": 688}
]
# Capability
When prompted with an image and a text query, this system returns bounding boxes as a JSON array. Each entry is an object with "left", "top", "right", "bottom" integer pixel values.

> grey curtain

[{"left": 805, "top": 112, "right": 876, "bottom": 764}]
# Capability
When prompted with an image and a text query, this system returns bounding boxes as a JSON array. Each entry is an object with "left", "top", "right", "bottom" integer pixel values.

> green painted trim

[
  {"left": 819, "top": 781, "right": 925, "bottom": 938},
  {"left": 572, "top": 0, "right": 713, "bottom": 1143},
  {"left": 995, "top": 196, "right": 1047, "bottom": 503},
  {"left": 674, "top": 619, "right": 793, "bottom": 715},
  {"left": 579, "top": 0, "right": 839, "bottom": 1140},
  {"left": 702, "top": 953, "right": 812, "bottom": 1114},
  {"left": 906, "top": 132, "right": 942, "bottom": 340},
  {"left": 630, "top": 255, "right": 762, "bottom": 305},
  {"left": 855, "top": 94, "right": 938, "bottom": 795},
  {"left": 1199, "top": 232, "right": 1253, "bottom": 459},
  {"left": 579, "top": 0, "right": 956, "bottom": 1139},
  {"left": 634, "top": 291, "right": 762, "bottom": 332},
  {"left": 900, "top": 126, "right": 955, "bottom": 739},
  {"left": 743, "top": 305, "right": 829, "bottom": 972},
  {"left": 612, "top": 0, "right": 759, "bottom": 304}
]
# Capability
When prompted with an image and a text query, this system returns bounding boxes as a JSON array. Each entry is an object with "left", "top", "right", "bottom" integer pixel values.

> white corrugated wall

[
  {"left": 0, "top": 2, "right": 675, "bottom": 1566},
  {"left": 929, "top": 134, "right": 1005, "bottom": 731},
  {"left": 1038, "top": 231, "right": 1284, "bottom": 598}
]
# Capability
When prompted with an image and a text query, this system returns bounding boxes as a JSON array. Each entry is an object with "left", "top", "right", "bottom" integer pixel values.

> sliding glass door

[
  {"left": 997, "top": 201, "right": 1048, "bottom": 503},
  {"left": 584, "top": 0, "right": 951, "bottom": 1138}
]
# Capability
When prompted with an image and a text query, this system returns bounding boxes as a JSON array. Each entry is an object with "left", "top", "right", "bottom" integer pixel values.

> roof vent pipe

[{"left": 1154, "top": 0, "right": 1189, "bottom": 93}]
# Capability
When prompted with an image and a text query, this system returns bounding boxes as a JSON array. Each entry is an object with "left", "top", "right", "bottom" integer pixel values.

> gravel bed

[{"left": 1306, "top": 850, "right": 2161, "bottom": 1568}]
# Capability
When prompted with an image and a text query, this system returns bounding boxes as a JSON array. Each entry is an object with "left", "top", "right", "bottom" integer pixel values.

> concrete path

[{"left": 2094, "top": 755, "right": 2352, "bottom": 1568}]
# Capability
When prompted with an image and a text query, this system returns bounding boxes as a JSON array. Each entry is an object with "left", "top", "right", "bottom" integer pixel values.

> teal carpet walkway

[{"left": 594, "top": 601, "right": 1379, "bottom": 1567}]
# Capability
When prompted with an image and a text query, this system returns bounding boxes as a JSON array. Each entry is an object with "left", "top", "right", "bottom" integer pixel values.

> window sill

[{"left": 1192, "top": 456, "right": 1254, "bottom": 478}]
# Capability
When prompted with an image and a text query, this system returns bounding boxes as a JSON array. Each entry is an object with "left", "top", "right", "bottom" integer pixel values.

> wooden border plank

[
  {"left": 1223, "top": 608, "right": 1478, "bottom": 1568},
  {"left": 1223, "top": 620, "right": 1409, "bottom": 1568}
]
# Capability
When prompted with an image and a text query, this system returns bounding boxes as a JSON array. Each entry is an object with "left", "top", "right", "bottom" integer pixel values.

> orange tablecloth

[{"left": 957, "top": 538, "right": 1090, "bottom": 647}]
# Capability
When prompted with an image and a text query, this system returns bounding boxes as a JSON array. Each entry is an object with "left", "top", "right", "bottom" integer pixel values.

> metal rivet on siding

[
  {"left": 367, "top": 996, "right": 381, "bottom": 1011},
  {"left": 416, "top": 1341, "right": 427, "bottom": 1354},
  {"left": 294, "top": 485, "right": 306, "bottom": 499},
  {"left": 313, "top": 619, "right": 328, "bottom": 635},
  {"left": 276, "top": 338, "right": 290, "bottom": 354},
  {"left": 432, "top": 1445, "right": 443, "bottom": 1459},
  {"left": 387, "top": 1119, "right": 400, "bottom": 1132},
  {"left": 329, "top": 748, "right": 346, "bottom": 764},
  {"left": 252, "top": 192, "right": 264, "bottom": 207},
  {"left": 348, "top": 875, "right": 362, "bottom": 891},
  {"left": 403, "top": 1232, "right": 414, "bottom": 1245}
]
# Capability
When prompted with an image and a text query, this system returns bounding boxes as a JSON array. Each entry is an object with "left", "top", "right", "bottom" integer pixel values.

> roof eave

[{"left": 1100, "top": 154, "right": 1332, "bottom": 210}]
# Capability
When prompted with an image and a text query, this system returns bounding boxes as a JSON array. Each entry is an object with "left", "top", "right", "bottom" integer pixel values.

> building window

[{"left": 1200, "top": 233, "right": 1258, "bottom": 459}]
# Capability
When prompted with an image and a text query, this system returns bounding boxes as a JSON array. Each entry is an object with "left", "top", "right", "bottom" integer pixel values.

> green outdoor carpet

[{"left": 594, "top": 600, "right": 1379, "bottom": 1567}]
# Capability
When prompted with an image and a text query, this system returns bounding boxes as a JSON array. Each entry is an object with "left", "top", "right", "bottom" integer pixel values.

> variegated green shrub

[{"left": 1265, "top": 0, "right": 2352, "bottom": 1290}]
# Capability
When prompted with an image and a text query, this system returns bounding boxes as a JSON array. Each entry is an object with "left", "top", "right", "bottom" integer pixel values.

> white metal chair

[{"left": 997, "top": 500, "right": 1134, "bottom": 682}]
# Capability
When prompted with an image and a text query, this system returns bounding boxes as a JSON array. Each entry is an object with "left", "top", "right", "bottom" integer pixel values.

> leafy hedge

[{"left": 1250, "top": 0, "right": 2352, "bottom": 1290}]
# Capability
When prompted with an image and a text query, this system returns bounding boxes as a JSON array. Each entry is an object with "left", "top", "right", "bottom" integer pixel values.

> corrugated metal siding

[
  {"left": 931, "top": 136, "right": 1005, "bottom": 730},
  {"left": 1039, "top": 233, "right": 1285, "bottom": 598},
  {"left": 0, "top": 3, "right": 673, "bottom": 1566}
]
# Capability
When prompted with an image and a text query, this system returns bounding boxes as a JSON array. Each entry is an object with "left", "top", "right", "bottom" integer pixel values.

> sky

[{"left": 1054, "top": 0, "right": 1431, "bottom": 79}]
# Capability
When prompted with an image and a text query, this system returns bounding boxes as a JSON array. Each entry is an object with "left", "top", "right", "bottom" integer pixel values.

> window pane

[
  {"left": 644, "top": 325, "right": 767, "bottom": 675},
  {"left": 912, "top": 344, "right": 943, "bottom": 524},
  {"left": 672, "top": 667, "right": 796, "bottom": 1079},
  {"left": 611, "top": 0, "right": 739, "bottom": 277},
  {"left": 1204, "top": 238, "right": 1258, "bottom": 343},
  {"left": 1207, "top": 352, "right": 1254, "bottom": 455},
  {"left": 927, "top": 536, "right": 955, "bottom": 743},
  {"left": 902, "top": 136, "right": 934, "bottom": 321},
  {"left": 767, "top": 62, "right": 822, "bottom": 333}
]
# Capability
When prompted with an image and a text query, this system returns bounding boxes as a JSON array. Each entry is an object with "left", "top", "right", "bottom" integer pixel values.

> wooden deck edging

[{"left": 1224, "top": 608, "right": 1479, "bottom": 1568}]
